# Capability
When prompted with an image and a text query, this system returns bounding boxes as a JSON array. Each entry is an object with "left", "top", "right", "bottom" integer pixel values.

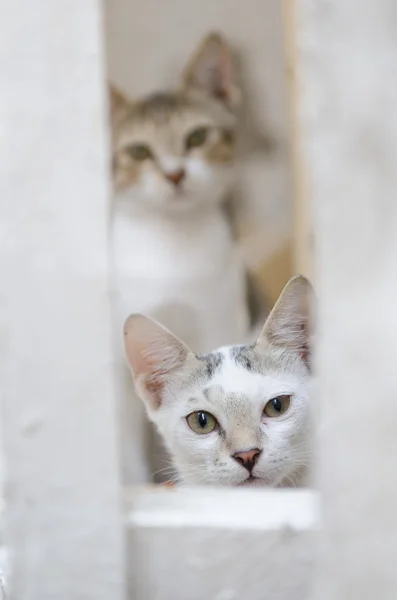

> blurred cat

[{"left": 110, "top": 33, "right": 265, "bottom": 483}]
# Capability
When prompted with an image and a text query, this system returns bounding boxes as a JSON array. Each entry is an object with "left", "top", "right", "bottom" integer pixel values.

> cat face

[
  {"left": 124, "top": 276, "right": 314, "bottom": 487},
  {"left": 110, "top": 33, "right": 240, "bottom": 213}
]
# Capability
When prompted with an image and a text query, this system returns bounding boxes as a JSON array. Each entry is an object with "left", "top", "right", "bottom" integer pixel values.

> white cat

[
  {"left": 123, "top": 276, "right": 314, "bottom": 487},
  {"left": 110, "top": 33, "right": 264, "bottom": 483}
]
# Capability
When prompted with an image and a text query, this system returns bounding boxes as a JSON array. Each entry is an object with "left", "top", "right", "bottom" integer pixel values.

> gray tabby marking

[
  {"left": 197, "top": 351, "right": 224, "bottom": 378},
  {"left": 230, "top": 344, "right": 255, "bottom": 372}
]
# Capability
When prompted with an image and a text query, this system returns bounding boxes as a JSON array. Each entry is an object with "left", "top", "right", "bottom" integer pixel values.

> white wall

[
  {"left": 0, "top": 1, "right": 125, "bottom": 597},
  {"left": 299, "top": 1, "right": 397, "bottom": 598}
]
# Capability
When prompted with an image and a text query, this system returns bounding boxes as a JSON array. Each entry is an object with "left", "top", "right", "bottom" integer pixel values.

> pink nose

[
  {"left": 232, "top": 448, "right": 261, "bottom": 473},
  {"left": 165, "top": 169, "right": 185, "bottom": 186}
]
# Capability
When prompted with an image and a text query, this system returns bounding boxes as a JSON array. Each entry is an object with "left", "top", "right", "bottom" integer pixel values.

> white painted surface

[
  {"left": 0, "top": 547, "right": 7, "bottom": 600},
  {"left": 126, "top": 487, "right": 318, "bottom": 599},
  {"left": 299, "top": 1, "right": 397, "bottom": 598},
  {"left": 127, "top": 486, "right": 319, "bottom": 530},
  {"left": 0, "top": 1, "right": 124, "bottom": 598}
]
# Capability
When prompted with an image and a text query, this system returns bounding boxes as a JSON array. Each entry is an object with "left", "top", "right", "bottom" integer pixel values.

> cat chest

[
  {"left": 111, "top": 217, "right": 237, "bottom": 280},
  {"left": 111, "top": 217, "right": 248, "bottom": 345}
]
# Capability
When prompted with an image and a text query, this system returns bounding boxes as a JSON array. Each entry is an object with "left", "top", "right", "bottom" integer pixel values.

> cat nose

[
  {"left": 232, "top": 448, "right": 261, "bottom": 473},
  {"left": 165, "top": 169, "right": 185, "bottom": 186}
]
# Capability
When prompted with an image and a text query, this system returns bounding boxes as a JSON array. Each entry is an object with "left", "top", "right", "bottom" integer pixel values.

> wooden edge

[{"left": 282, "top": 0, "right": 313, "bottom": 279}]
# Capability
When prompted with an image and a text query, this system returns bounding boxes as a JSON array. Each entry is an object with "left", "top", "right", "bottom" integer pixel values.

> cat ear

[
  {"left": 109, "top": 83, "right": 129, "bottom": 126},
  {"left": 123, "top": 314, "right": 193, "bottom": 410},
  {"left": 257, "top": 275, "right": 314, "bottom": 367},
  {"left": 182, "top": 32, "right": 241, "bottom": 108}
]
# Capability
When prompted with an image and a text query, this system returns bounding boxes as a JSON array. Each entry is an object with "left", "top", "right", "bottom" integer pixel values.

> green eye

[
  {"left": 263, "top": 395, "right": 291, "bottom": 418},
  {"left": 126, "top": 144, "right": 152, "bottom": 161},
  {"left": 186, "top": 411, "right": 218, "bottom": 434},
  {"left": 186, "top": 127, "right": 208, "bottom": 149}
]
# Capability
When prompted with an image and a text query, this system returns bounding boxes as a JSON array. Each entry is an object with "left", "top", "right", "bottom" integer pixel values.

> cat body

[
  {"left": 110, "top": 34, "right": 255, "bottom": 483},
  {"left": 112, "top": 204, "right": 248, "bottom": 352},
  {"left": 124, "top": 276, "right": 314, "bottom": 487}
]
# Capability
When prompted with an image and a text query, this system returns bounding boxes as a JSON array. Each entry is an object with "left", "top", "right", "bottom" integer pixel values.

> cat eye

[
  {"left": 186, "top": 410, "right": 218, "bottom": 434},
  {"left": 263, "top": 395, "right": 291, "bottom": 418},
  {"left": 185, "top": 127, "right": 208, "bottom": 150},
  {"left": 126, "top": 144, "right": 153, "bottom": 161}
]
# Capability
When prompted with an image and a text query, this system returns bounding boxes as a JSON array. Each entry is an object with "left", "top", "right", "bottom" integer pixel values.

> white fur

[
  {"left": 111, "top": 156, "right": 249, "bottom": 483},
  {"left": 147, "top": 347, "right": 312, "bottom": 487},
  {"left": 123, "top": 275, "right": 313, "bottom": 486}
]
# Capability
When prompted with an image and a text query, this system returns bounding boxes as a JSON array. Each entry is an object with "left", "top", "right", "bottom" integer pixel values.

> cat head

[
  {"left": 110, "top": 33, "right": 240, "bottom": 213},
  {"left": 124, "top": 275, "right": 314, "bottom": 487}
]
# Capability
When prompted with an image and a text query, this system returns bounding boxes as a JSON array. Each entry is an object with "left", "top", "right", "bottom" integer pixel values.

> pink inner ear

[
  {"left": 124, "top": 331, "right": 152, "bottom": 376},
  {"left": 123, "top": 313, "right": 193, "bottom": 409},
  {"left": 207, "top": 50, "right": 232, "bottom": 100},
  {"left": 126, "top": 339, "right": 167, "bottom": 409},
  {"left": 298, "top": 321, "right": 311, "bottom": 370},
  {"left": 145, "top": 375, "right": 165, "bottom": 410}
]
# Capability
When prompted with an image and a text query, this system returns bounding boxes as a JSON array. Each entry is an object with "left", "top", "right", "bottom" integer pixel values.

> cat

[
  {"left": 110, "top": 33, "right": 266, "bottom": 484},
  {"left": 123, "top": 275, "right": 314, "bottom": 487}
]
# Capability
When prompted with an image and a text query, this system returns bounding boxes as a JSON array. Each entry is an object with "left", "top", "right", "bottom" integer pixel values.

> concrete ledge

[{"left": 125, "top": 487, "right": 318, "bottom": 600}]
